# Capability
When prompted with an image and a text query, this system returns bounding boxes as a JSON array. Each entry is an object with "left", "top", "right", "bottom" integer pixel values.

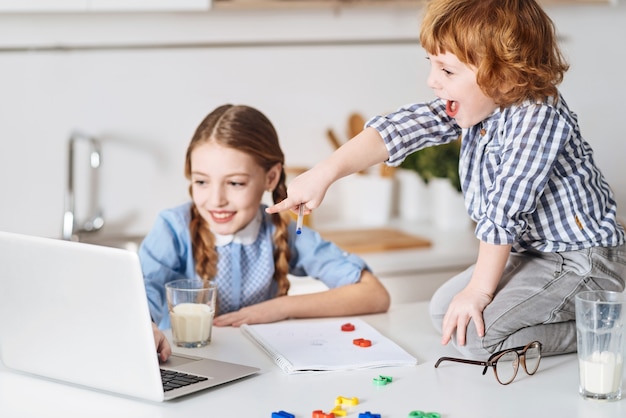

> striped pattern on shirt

[{"left": 367, "top": 95, "right": 624, "bottom": 252}]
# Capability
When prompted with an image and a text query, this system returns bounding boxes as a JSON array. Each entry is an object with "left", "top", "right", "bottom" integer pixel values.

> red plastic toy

[
  {"left": 341, "top": 323, "right": 355, "bottom": 332},
  {"left": 353, "top": 338, "right": 372, "bottom": 347},
  {"left": 312, "top": 410, "right": 335, "bottom": 418}
]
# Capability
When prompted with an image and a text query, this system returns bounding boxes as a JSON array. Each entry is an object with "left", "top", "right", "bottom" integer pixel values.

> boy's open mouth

[{"left": 446, "top": 100, "right": 459, "bottom": 117}]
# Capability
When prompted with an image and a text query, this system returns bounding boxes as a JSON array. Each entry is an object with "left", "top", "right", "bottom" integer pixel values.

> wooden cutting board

[{"left": 318, "top": 227, "right": 431, "bottom": 254}]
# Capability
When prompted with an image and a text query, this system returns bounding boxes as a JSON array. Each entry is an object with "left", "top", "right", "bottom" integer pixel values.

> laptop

[{"left": 0, "top": 230, "right": 259, "bottom": 402}]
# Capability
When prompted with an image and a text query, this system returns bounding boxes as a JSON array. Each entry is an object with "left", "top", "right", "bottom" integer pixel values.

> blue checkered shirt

[{"left": 367, "top": 93, "right": 625, "bottom": 253}]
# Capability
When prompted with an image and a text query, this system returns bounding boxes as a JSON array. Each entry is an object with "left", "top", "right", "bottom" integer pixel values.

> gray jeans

[{"left": 429, "top": 244, "right": 626, "bottom": 358}]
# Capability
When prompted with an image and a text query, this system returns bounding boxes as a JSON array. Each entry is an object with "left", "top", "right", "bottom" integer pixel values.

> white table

[{"left": 1, "top": 302, "right": 624, "bottom": 417}]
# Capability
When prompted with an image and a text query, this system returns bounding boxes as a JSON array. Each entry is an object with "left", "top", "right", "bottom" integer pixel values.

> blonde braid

[
  {"left": 189, "top": 204, "right": 217, "bottom": 282},
  {"left": 270, "top": 177, "right": 291, "bottom": 297}
]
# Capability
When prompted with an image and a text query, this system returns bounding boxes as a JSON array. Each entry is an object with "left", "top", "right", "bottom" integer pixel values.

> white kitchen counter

[{"left": 359, "top": 219, "right": 478, "bottom": 274}]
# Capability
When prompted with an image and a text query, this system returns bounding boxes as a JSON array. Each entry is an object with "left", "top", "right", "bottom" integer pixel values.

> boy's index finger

[{"left": 266, "top": 199, "right": 295, "bottom": 214}]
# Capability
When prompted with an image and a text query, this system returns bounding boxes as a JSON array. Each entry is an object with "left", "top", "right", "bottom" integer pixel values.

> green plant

[{"left": 399, "top": 137, "right": 462, "bottom": 192}]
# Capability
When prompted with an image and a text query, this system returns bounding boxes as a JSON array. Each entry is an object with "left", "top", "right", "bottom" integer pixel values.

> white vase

[
  {"left": 340, "top": 174, "right": 394, "bottom": 226},
  {"left": 395, "top": 169, "right": 430, "bottom": 222},
  {"left": 429, "top": 178, "right": 471, "bottom": 230}
]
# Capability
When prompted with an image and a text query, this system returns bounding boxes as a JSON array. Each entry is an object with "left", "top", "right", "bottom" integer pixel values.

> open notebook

[{"left": 241, "top": 318, "right": 417, "bottom": 374}]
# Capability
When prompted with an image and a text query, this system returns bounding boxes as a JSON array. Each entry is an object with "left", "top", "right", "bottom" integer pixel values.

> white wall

[{"left": 0, "top": 3, "right": 624, "bottom": 239}]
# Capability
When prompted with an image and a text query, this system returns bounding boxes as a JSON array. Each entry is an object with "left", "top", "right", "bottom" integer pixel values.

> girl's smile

[{"left": 209, "top": 210, "right": 236, "bottom": 224}]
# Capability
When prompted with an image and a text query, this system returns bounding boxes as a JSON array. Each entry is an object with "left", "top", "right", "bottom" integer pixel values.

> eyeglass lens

[
  {"left": 494, "top": 343, "right": 541, "bottom": 384},
  {"left": 523, "top": 343, "right": 541, "bottom": 374},
  {"left": 494, "top": 351, "right": 519, "bottom": 384}
]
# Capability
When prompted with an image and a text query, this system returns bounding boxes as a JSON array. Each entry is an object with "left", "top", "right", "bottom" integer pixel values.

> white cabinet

[
  {"left": 89, "top": 0, "right": 211, "bottom": 11},
  {"left": 0, "top": 0, "right": 211, "bottom": 12},
  {"left": 212, "top": 0, "right": 615, "bottom": 9},
  {"left": 1, "top": 0, "right": 611, "bottom": 12},
  {"left": 0, "top": 0, "right": 87, "bottom": 11}
]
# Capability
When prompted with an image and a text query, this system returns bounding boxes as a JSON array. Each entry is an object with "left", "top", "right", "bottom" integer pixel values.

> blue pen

[{"left": 296, "top": 204, "right": 304, "bottom": 235}]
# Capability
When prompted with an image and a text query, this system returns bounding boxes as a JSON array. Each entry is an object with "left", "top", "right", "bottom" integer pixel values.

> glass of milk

[
  {"left": 576, "top": 290, "right": 625, "bottom": 401},
  {"left": 165, "top": 279, "right": 217, "bottom": 348}
]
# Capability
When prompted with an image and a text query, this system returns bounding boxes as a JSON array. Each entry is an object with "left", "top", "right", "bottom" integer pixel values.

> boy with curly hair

[{"left": 268, "top": 0, "right": 626, "bottom": 357}]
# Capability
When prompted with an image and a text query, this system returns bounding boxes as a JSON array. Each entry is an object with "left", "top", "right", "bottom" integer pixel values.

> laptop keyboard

[{"left": 160, "top": 369, "right": 208, "bottom": 392}]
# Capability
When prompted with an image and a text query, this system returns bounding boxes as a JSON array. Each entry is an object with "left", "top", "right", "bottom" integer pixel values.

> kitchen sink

[{"left": 78, "top": 234, "right": 145, "bottom": 252}]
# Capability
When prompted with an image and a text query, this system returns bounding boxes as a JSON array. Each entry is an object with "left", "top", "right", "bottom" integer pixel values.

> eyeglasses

[{"left": 434, "top": 341, "right": 542, "bottom": 385}]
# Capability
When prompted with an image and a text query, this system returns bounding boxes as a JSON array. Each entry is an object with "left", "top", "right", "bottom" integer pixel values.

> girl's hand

[
  {"left": 214, "top": 270, "right": 390, "bottom": 328},
  {"left": 152, "top": 322, "right": 172, "bottom": 362},
  {"left": 213, "top": 299, "right": 287, "bottom": 327},
  {"left": 441, "top": 287, "right": 493, "bottom": 346}
]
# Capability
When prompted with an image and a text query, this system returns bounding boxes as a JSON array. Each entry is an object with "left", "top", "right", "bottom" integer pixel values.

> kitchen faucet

[{"left": 62, "top": 132, "right": 104, "bottom": 241}]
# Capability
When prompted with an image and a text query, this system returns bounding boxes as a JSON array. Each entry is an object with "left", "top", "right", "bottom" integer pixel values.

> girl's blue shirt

[{"left": 139, "top": 202, "right": 368, "bottom": 329}]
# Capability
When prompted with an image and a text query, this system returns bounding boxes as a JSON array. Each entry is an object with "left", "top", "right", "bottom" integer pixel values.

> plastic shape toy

[
  {"left": 330, "top": 406, "right": 347, "bottom": 417},
  {"left": 312, "top": 410, "right": 335, "bottom": 418},
  {"left": 359, "top": 413, "right": 382, "bottom": 418},
  {"left": 353, "top": 338, "right": 372, "bottom": 347},
  {"left": 341, "top": 323, "right": 356, "bottom": 332},
  {"left": 335, "top": 396, "right": 359, "bottom": 406},
  {"left": 271, "top": 411, "right": 295, "bottom": 418},
  {"left": 372, "top": 375, "right": 393, "bottom": 386},
  {"left": 408, "top": 411, "right": 441, "bottom": 418}
]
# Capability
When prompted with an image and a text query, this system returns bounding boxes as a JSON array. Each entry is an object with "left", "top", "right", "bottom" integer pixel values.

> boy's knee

[
  {"left": 449, "top": 322, "right": 491, "bottom": 358},
  {"left": 428, "top": 298, "right": 445, "bottom": 334}
]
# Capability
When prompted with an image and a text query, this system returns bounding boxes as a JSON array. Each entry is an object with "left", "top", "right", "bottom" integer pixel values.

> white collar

[{"left": 212, "top": 209, "right": 262, "bottom": 247}]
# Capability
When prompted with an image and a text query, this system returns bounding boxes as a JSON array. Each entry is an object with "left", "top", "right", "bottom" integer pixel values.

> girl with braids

[{"left": 140, "top": 104, "right": 390, "bottom": 360}]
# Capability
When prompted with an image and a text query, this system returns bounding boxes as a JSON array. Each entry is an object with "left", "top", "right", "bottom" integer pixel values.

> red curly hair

[{"left": 420, "top": 0, "right": 569, "bottom": 106}]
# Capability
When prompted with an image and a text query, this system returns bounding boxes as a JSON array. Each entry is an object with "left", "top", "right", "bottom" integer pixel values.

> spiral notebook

[{"left": 241, "top": 318, "right": 417, "bottom": 374}]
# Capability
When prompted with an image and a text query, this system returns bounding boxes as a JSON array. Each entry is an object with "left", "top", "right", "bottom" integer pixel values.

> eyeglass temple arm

[{"left": 434, "top": 357, "right": 489, "bottom": 372}]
